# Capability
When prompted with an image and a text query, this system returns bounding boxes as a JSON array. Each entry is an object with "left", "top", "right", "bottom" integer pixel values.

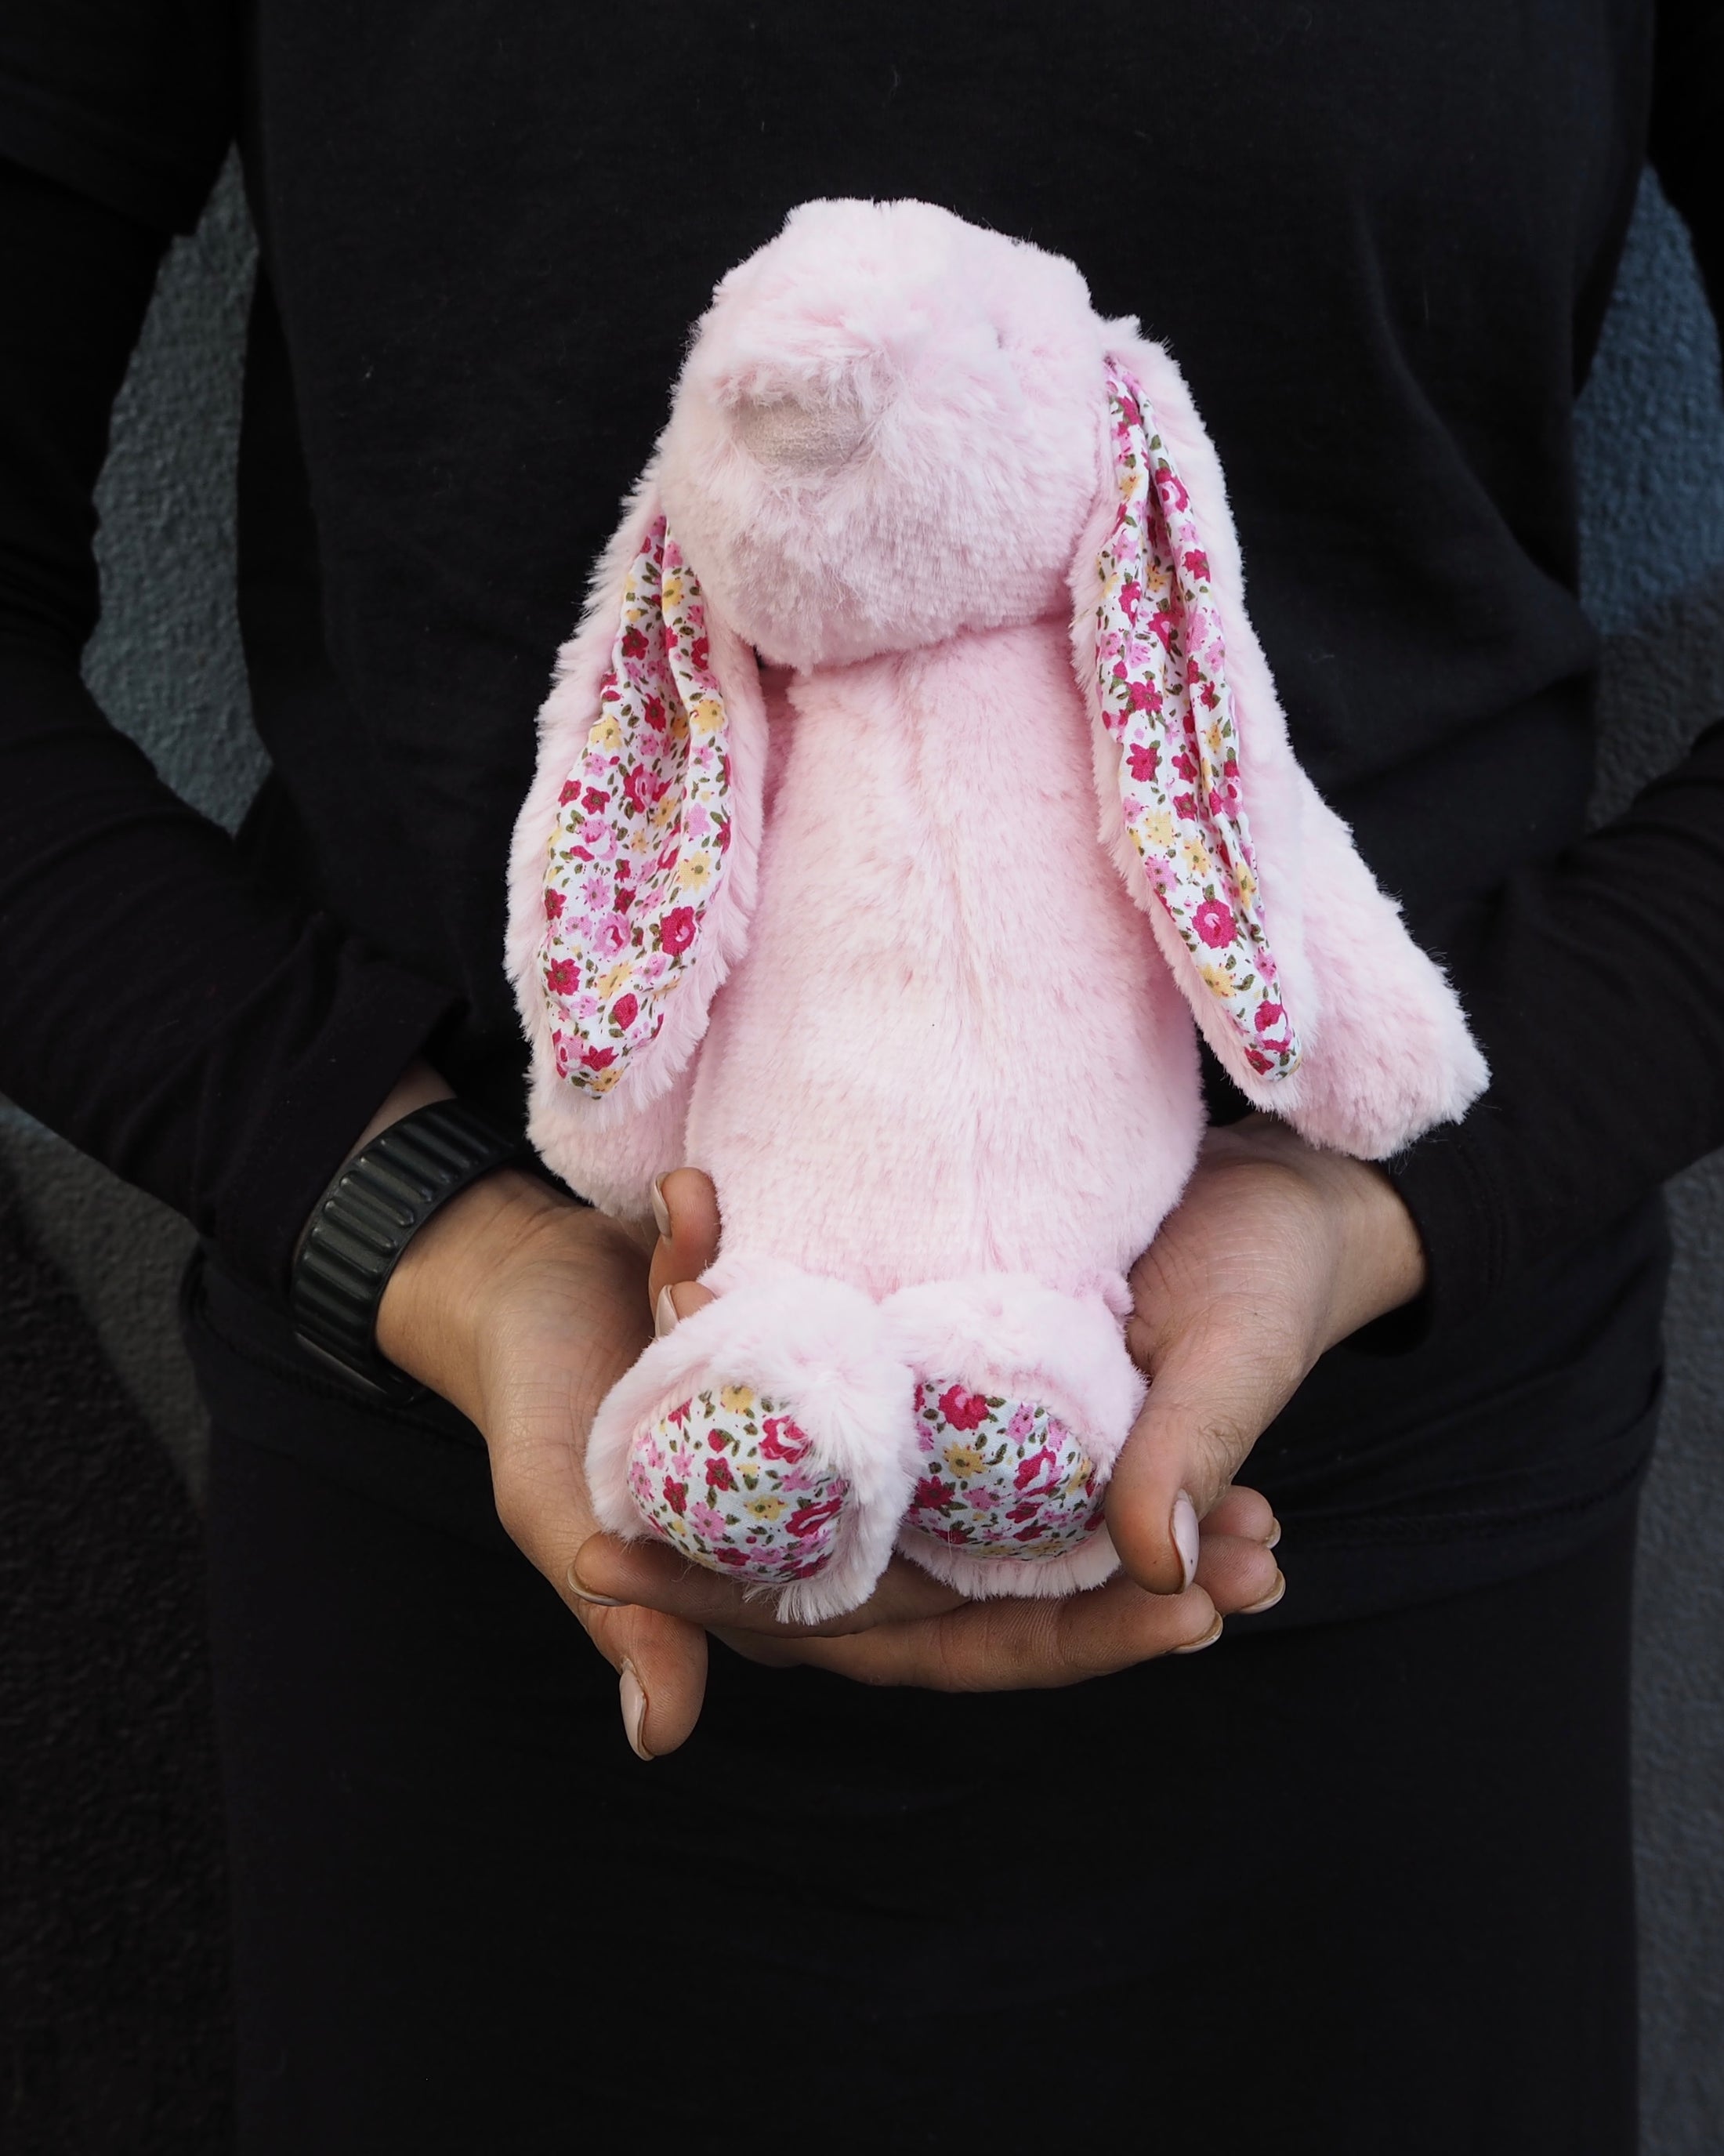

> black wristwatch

[{"left": 291, "top": 1098, "right": 526, "bottom": 1400}]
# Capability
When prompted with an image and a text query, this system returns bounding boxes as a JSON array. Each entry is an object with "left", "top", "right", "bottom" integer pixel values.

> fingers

[
  {"left": 571, "top": 1533, "right": 967, "bottom": 1637},
  {"left": 646, "top": 1167, "right": 722, "bottom": 1310},
  {"left": 486, "top": 1375, "right": 709, "bottom": 1758},
  {"left": 744, "top": 1574, "right": 1222, "bottom": 1690},
  {"left": 1193, "top": 1531, "right": 1284, "bottom": 1615},
  {"left": 1106, "top": 1308, "right": 1307, "bottom": 1595},
  {"left": 574, "top": 1600, "right": 710, "bottom": 1759}
]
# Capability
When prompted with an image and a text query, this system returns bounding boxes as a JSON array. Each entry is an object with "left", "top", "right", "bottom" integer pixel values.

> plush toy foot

[
  {"left": 883, "top": 1274, "right": 1146, "bottom": 1597},
  {"left": 585, "top": 1266, "right": 919, "bottom": 1623}
]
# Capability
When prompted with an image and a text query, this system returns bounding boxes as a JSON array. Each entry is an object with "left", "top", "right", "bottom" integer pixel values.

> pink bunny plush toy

[{"left": 507, "top": 199, "right": 1488, "bottom": 1624}]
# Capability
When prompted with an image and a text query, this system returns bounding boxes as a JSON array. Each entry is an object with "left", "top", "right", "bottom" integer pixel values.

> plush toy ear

[
  {"left": 508, "top": 481, "right": 766, "bottom": 1208},
  {"left": 1089, "top": 361, "right": 1300, "bottom": 1081}
]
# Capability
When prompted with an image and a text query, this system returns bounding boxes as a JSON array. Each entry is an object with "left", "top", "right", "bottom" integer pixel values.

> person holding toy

[{"left": 1, "top": 2, "right": 1721, "bottom": 2149}]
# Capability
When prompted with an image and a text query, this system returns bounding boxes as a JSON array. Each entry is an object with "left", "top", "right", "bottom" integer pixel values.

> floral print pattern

[
  {"left": 540, "top": 516, "right": 733, "bottom": 1095},
  {"left": 1096, "top": 366, "right": 1301, "bottom": 1080},
  {"left": 626, "top": 1386, "right": 849, "bottom": 1584},
  {"left": 902, "top": 1382, "right": 1107, "bottom": 1560}
]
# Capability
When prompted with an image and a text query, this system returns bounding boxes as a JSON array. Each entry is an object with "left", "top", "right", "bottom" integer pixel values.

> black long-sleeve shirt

[{"left": 2, "top": 0, "right": 1722, "bottom": 1612}]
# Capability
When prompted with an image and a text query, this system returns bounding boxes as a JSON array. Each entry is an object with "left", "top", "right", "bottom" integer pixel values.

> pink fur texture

[{"left": 509, "top": 199, "right": 1488, "bottom": 1614}]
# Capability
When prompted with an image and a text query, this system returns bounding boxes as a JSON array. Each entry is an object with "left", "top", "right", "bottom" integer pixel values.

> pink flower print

[
  {"left": 570, "top": 991, "right": 599, "bottom": 1021},
  {"left": 640, "top": 692, "right": 666, "bottom": 732},
  {"left": 662, "top": 1477, "right": 687, "bottom": 1516},
  {"left": 579, "top": 1045, "right": 616, "bottom": 1072},
  {"left": 577, "top": 817, "right": 615, "bottom": 857},
  {"left": 544, "top": 887, "right": 566, "bottom": 920},
  {"left": 558, "top": 779, "right": 581, "bottom": 806},
  {"left": 705, "top": 1456, "right": 735, "bottom": 1491},
  {"left": 592, "top": 912, "right": 629, "bottom": 958},
  {"left": 1173, "top": 748, "right": 1201, "bottom": 784},
  {"left": 665, "top": 1400, "right": 693, "bottom": 1426},
  {"left": 913, "top": 1477, "right": 954, "bottom": 1514},
  {"left": 937, "top": 1386, "right": 991, "bottom": 1433},
  {"left": 759, "top": 1415, "right": 809, "bottom": 1463},
  {"left": 689, "top": 1501, "right": 727, "bottom": 1542},
  {"left": 690, "top": 634, "right": 710, "bottom": 672},
  {"left": 584, "top": 786, "right": 609, "bottom": 814},
  {"left": 579, "top": 873, "right": 610, "bottom": 908},
  {"left": 1127, "top": 741, "right": 1160, "bottom": 783},
  {"left": 1005, "top": 1403, "right": 1038, "bottom": 1442},
  {"left": 1097, "top": 628, "right": 1124, "bottom": 664},
  {"left": 1194, "top": 899, "right": 1237, "bottom": 949},
  {"left": 659, "top": 905, "right": 697, "bottom": 957},
  {"left": 684, "top": 803, "right": 713, "bottom": 839},
  {"left": 544, "top": 957, "right": 578, "bottom": 998},
  {"left": 788, "top": 1495, "right": 844, "bottom": 1540},
  {"left": 611, "top": 992, "right": 639, "bottom": 1031},
  {"left": 1255, "top": 1001, "right": 1290, "bottom": 1045},
  {"left": 620, "top": 625, "right": 648, "bottom": 661},
  {"left": 1126, "top": 677, "right": 1164, "bottom": 715},
  {"left": 1147, "top": 605, "right": 1177, "bottom": 648},
  {"left": 1156, "top": 467, "right": 1190, "bottom": 513},
  {"left": 1119, "top": 577, "right": 1143, "bottom": 619},
  {"left": 1181, "top": 547, "right": 1210, "bottom": 579}
]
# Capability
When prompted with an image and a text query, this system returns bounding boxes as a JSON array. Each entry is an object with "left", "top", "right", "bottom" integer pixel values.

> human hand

[
  {"left": 570, "top": 1168, "right": 1289, "bottom": 1700},
  {"left": 1103, "top": 1114, "right": 1428, "bottom": 1593}
]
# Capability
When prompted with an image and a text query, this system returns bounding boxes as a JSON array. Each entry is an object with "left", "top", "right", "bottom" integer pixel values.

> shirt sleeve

[{"left": 0, "top": 153, "right": 461, "bottom": 1292}]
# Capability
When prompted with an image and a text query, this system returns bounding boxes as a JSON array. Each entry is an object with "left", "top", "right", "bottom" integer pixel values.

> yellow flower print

[
  {"left": 1139, "top": 806, "right": 1175, "bottom": 850},
  {"left": 661, "top": 574, "right": 684, "bottom": 611},
  {"left": 688, "top": 696, "right": 723, "bottom": 738},
  {"left": 1179, "top": 834, "right": 1212, "bottom": 880},
  {"left": 744, "top": 1495, "right": 786, "bottom": 1522},
  {"left": 589, "top": 716, "right": 623, "bottom": 752},
  {"left": 1235, "top": 861, "right": 1259, "bottom": 908},
  {"left": 650, "top": 792, "right": 678, "bottom": 828},
  {"left": 596, "top": 962, "right": 632, "bottom": 1000},
  {"left": 1204, "top": 721, "right": 1226, "bottom": 763},
  {"left": 677, "top": 854, "right": 713, "bottom": 893},
  {"left": 719, "top": 1384, "right": 755, "bottom": 1415},
  {"left": 1198, "top": 959, "right": 1237, "bottom": 1000},
  {"left": 943, "top": 1443, "right": 986, "bottom": 1477}
]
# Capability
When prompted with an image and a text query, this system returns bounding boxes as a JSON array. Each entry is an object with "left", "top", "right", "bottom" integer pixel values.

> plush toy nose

[{"left": 732, "top": 388, "right": 868, "bottom": 474}]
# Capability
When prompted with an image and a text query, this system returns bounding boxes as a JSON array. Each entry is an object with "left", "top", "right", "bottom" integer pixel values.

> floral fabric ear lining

[
  {"left": 1096, "top": 366, "right": 1299, "bottom": 1079},
  {"left": 539, "top": 516, "right": 733, "bottom": 1093}
]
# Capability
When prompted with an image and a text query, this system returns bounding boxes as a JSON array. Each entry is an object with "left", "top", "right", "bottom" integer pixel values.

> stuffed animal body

[{"left": 508, "top": 200, "right": 1487, "bottom": 1622}]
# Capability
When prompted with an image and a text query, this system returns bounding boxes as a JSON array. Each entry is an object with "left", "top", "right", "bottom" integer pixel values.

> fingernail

[
  {"left": 1172, "top": 1491, "right": 1200, "bottom": 1590},
  {"left": 1266, "top": 1518, "right": 1282, "bottom": 1551},
  {"left": 654, "top": 1285, "right": 679, "bottom": 1337},
  {"left": 566, "top": 1563, "right": 625, "bottom": 1608},
  {"left": 650, "top": 1174, "right": 672, "bottom": 1241},
  {"left": 618, "top": 1658, "right": 653, "bottom": 1759},
  {"left": 1173, "top": 1614, "right": 1224, "bottom": 1654},
  {"left": 1240, "top": 1570, "right": 1286, "bottom": 1616}
]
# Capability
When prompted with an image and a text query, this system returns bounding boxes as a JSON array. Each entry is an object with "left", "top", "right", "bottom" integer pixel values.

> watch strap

[{"left": 292, "top": 1098, "right": 524, "bottom": 1399}]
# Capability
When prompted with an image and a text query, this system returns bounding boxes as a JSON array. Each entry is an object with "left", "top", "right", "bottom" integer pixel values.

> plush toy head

[{"left": 657, "top": 198, "right": 1109, "bottom": 670}]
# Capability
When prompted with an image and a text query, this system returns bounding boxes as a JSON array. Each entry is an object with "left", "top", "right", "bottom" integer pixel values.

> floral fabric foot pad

[
  {"left": 904, "top": 1383, "right": 1107, "bottom": 1561},
  {"left": 626, "top": 1387, "right": 850, "bottom": 1584}
]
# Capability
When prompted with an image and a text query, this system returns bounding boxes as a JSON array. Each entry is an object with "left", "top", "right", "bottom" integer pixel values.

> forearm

[
  {"left": 1386, "top": 717, "right": 1724, "bottom": 1326},
  {"left": 0, "top": 161, "right": 459, "bottom": 1288}
]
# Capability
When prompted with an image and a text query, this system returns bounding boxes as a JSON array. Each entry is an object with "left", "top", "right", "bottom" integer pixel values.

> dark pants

[{"left": 206, "top": 1412, "right": 1636, "bottom": 2155}]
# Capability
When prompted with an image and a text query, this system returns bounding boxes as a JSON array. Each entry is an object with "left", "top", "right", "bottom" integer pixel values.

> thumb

[
  {"left": 575, "top": 1597, "right": 711, "bottom": 1759},
  {"left": 1106, "top": 1305, "right": 1308, "bottom": 1595},
  {"left": 647, "top": 1166, "right": 722, "bottom": 1311}
]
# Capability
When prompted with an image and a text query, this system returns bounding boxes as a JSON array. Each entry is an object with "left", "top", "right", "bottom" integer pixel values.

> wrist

[
  {"left": 375, "top": 1166, "right": 573, "bottom": 1408},
  {"left": 1201, "top": 1114, "right": 1428, "bottom": 1338}
]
